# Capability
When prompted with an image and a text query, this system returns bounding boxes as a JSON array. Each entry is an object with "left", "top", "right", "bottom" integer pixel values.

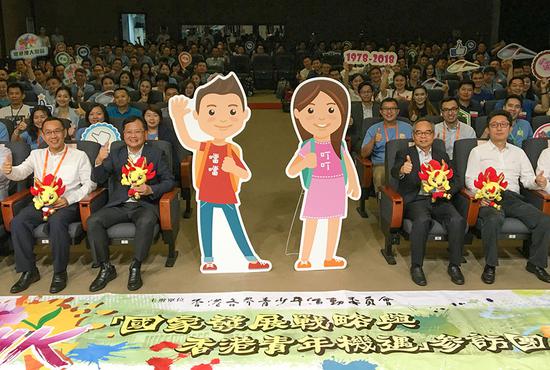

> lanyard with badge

[
  {"left": 383, "top": 123, "right": 399, "bottom": 141},
  {"left": 41, "top": 146, "right": 68, "bottom": 181},
  {"left": 441, "top": 122, "right": 461, "bottom": 141}
]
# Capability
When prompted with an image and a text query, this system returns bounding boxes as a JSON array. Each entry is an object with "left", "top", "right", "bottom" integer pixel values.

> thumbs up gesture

[
  {"left": 374, "top": 128, "right": 382, "bottom": 142},
  {"left": 400, "top": 154, "right": 413, "bottom": 175},
  {"left": 2, "top": 153, "right": 12, "bottom": 175},
  {"left": 95, "top": 142, "right": 110, "bottom": 166},
  {"left": 535, "top": 170, "right": 547, "bottom": 188}
]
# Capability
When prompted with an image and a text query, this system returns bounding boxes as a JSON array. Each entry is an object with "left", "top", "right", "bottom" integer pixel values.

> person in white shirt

[
  {"left": 434, "top": 97, "right": 476, "bottom": 159},
  {"left": 537, "top": 148, "right": 550, "bottom": 194},
  {"left": 2, "top": 117, "right": 96, "bottom": 294},
  {"left": 465, "top": 110, "right": 550, "bottom": 284},
  {"left": 0, "top": 145, "right": 11, "bottom": 200},
  {"left": 0, "top": 83, "right": 32, "bottom": 122}
]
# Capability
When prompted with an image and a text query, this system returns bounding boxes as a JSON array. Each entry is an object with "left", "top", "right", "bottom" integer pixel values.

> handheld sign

[
  {"left": 81, "top": 123, "right": 121, "bottom": 147},
  {"left": 343, "top": 50, "right": 397, "bottom": 66},
  {"left": 446, "top": 60, "right": 480, "bottom": 74},
  {"left": 178, "top": 52, "right": 192, "bottom": 69},
  {"left": 497, "top": 43, "right": 537, "bottom": 60},
  {"left": 10, "top": 33, "right": 48, "bottom": 59},
  {"left": 55, "top": 52, "right": 71, "bottom": 66},
  {"left": 531, "top": 50, "right": 550, "bottom": 80}
]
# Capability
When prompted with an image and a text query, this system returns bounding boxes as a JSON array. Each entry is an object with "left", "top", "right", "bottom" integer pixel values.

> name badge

[
  {"left": 470, "top": 111, "right": 479, "bottom": 118},
  {"left": 399, "top": 133, "right": 406, "bottom": 139}
]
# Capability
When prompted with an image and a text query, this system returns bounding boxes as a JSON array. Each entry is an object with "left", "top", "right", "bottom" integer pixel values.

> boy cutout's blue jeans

[{"left": 199, "top": 201, "right": 256, "bottom": 263}]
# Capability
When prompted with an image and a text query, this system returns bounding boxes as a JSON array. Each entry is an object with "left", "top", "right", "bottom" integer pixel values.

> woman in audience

[
  {"left": 130, "top": 65, "right": 142, "bottom": 89},
  {"left": 117, "top": 71, "right": 134, "bottom": 91},
  {"left": 408, "top": 86, "right": 438, "bottom": 122},
  {"left": 137, "top": 79, "right": 154, "bottom": 103},
  {"left": 422, "top": 63, "right": 436, "bottom": 81},
  {"left": 523, "top": 76, "right": 537, "bottom": 102},
  {"left": 190, "top": 73, "right": 202, "bottom": 87},
  {"left": 378, "top": 71, "right": 412, "bottom": 101},
  {"left": 140, "top": 63, "right": 153, "bottom": 81},
  {"left": 182, "top": 79, "right": 196, "bottom": 98},
  {"left": 11, "top": 106, "right": 50, "bottom": 149},
  {"left": 76, "top": 103, "right": 110, "bottom": 140},
  {"left": 142, "top": 105, "right": 180, "bottom": 178},
  {"left": 53, "top": 86, "right": 80, "bottom": 137},
  {"left": 170, "top": 63, "right": 188, "bottom": 84}
]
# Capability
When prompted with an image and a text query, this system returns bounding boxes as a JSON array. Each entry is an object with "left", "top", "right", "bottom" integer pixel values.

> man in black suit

[
  {"left": 88, "top": 116, "right": 175, "bottom": 292},
  {"left": 391, "top": 118, "right": 465, "bottom": 286}
]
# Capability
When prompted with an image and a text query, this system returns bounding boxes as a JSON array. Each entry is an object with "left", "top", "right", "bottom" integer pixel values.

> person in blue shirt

[
  {"left": 494, "top": 77, "right": 549, "bottom": 121},
  {"left": 11, "top": 106, "right": 50, "bottom": 149},
  {"left": 361, "top": 97, "right": 413, "bottom": 191},
  {"left": 482, "top": 95, "right": 533, "bottom": 147},
  {"left": 106, "top": 88, "right": 142, "bottom": 119},
  {"left": 471, "top": 70, "right": 495, "bottom": 104}
]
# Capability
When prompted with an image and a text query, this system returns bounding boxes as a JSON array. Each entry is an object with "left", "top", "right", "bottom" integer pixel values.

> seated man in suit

[
  {"left": 2, "top": 117, "right": 96, "bottom": 293},
  {"left": 88, "top": 116, "right": 175, "bottom": 292},
  {"left": 466, "top": 110, "right": 550, "bottom": 284},
  {"left": 391, "top": 118, "right": 465, "bottom": 286}
]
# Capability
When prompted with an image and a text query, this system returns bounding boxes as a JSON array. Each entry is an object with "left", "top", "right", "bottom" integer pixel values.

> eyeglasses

[
  {"left": 414, "top": 130, "right": 433, "bottom": 136},
  {"left": 43, "top": 129, "right": 65, "bottom": 136},
  {"left": 488, "top": 122, "right": 510, "bottom": 129},
  {"left": 441, "top": 107, "right": 459, "bottom": 113}
]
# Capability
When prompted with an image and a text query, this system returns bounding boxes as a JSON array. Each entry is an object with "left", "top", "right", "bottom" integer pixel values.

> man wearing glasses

[
  {"left": 391, "top": 118, "right": 465, "bottom": 286},
  {"left": 87, "top": 116, "right": 175, "bottom": 292},
  {"left": 466, "top": 110, "right": 550, "bottom": 284},
  {"left": 362, "top": 98, "right": 413, "bottom": 191},
  {"left": 2, "top": 118, "right": 96, "bottom": 294},
  {"left": 434, "top": 97, "right": 476, "bottom": 159}
]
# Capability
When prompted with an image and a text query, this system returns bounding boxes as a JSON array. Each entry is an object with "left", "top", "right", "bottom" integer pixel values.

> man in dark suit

[
  {"left": 88, "top": 116, "right": 175, "bottom": 292},
  {"left": 391, "top": 118, "right": 466, "bottom": 286}
]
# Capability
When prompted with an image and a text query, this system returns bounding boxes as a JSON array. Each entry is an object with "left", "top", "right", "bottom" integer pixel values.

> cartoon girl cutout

[{"left": 286, "top": 77, "right": 361, "bottom": 271}]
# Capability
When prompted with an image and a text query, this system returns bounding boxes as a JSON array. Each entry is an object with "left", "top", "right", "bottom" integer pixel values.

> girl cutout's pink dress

[{"left": 298, "top": 140, "right": 347, "bottom": 219}]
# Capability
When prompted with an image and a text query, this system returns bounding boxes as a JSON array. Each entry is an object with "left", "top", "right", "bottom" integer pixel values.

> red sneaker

[
  {"left": 248, "top": 260, "right": 271, "bottom": 270},
  {"left": 201, "top": 263, "right": 217, "bottom": 271}
]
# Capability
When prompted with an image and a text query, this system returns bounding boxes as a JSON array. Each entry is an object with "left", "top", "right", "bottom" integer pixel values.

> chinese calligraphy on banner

[{"left": 1, "top": 290, "right": 549, "bottom": 369}]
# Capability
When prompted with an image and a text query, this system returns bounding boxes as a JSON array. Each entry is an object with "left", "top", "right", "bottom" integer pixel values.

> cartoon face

[
  {"left": 427, "top": 170, "right": 450, "bottom": 190},
  {"left": 128, "top": 168, "right": 147, "bottom": 185},
  {"left": 293, "top": 91, "right": 342, "bottom": 138},
  {"left": 194, "top": 93, "right": 250, "bottom": 140}
]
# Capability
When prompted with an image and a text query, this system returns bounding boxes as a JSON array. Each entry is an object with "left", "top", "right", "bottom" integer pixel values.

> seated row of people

[
  {"left": 2, "top": 116, "right": 175, "bottom": 294},
  {"left": 391, "top": 111, "right": 550, "bottom": 286}
]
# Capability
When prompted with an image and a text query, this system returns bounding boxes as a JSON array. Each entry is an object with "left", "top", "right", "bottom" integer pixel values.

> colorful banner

[{"left": 1, "top": 290, "right": 549, "bottom": 369}]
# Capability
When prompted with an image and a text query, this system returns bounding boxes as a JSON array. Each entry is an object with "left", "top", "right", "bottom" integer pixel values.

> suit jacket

[
  {"left": 391, "top": 145, "right": 458, "bottom": 206},
  {"left": 92, "top": 141, "right": 175, "bottom": 214}
]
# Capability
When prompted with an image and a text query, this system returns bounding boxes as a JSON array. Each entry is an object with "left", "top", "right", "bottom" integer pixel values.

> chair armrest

[
  {"left": 357, "top": 156, "right": 373, "bottom": 188},
  {"left": 79, "top": 188, "right": 108, "bottom": 231},
  {"left": 380, "top": 186, "right": 404, "bottom": 230},
  {"left": 180, "top": 155, "right": 192, "bottom": 191},
  {"left": 1, "top": 189, "right": 32, "bottom": 232},
  {"left": 455, "top": 188, "right": 480, "bottom": 227},
  {"left": 523, "top": 189, "right": 550, "bottom": 215},
  {"left": 159, "top": 187, "right": 180, "bottom": 231}
]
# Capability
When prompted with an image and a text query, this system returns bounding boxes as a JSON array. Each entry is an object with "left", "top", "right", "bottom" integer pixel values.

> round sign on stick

[
  {"left": 63, "top": 63, "right": 79, "bottom": 85},
  {"left": 178, "top": 52, "right": 192, "bottom": 69},
  {"left": 531, "top": 50, "right": 550, "bottom": 80},
  {"left": 534, "top": 123, "right": 550, "bottom": 139},
  {"left": 55, "top": 52, "right": 71, "bottom": 66},
  {"left": 245, "top": 41, "right": 255, "bottom": 52},
  {"left": 77, "top": 46, "right": 90, "bottom": 59}
]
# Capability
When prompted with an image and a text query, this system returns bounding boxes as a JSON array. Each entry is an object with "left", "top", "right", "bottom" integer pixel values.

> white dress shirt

[
  {"left": 126, "top": 146, "right": 144, "bottom": 203},
  {"left": 466, "top": 140, "right": 539, "bottom": 194},
  {"left": 536, "top": 147, "right": 550, "bottom": 193},
  {"left": 417, "top": 146, "right": 432, "bottom": 196},
  {"left": 7, "top": 145, "right": 96, "bottom": 205}
]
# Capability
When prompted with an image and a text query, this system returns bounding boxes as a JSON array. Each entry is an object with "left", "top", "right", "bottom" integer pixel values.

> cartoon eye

[
  {"left": 307, "top": 107, "right": 314, "bottom": 114},
  {"left": 230, "top": 109, "right": 237, "bottom": 115},
  {"left": 208, "top": 109, "right": 215, "bottom": 116},
  {"left": 328, "top": 107, "right": 335, "bottom": 113},
  {"left": 49, "top": 195, "right": 54, "bottom": 200},
  {"left": 138, "top": 175, "right": 143, "bottom": 181}
]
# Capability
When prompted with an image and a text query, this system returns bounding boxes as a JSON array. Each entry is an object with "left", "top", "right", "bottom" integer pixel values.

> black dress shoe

[
  {"left": 481, "top": 265, "right": 495, "bottom": 284},
  {"left": 10, "top": 268, "right": 40, "bottom": 294},
  {"left": 526, "top": 262, "right": 550, "bottom": 283},
  {"left": 410, "top": 266, "right": 427, "bottom": 286},
  {"left": 49, "top": 271, "right": 68, "bottom": 294},
  {"left": 89, "top": 263, "right": 117, "bottom": 292},
  {"left": 448, "top": 264, "right": 465, "bottom": 285},
  {"left": 128, "top": 261, "right": 143, "bottom": 291}
]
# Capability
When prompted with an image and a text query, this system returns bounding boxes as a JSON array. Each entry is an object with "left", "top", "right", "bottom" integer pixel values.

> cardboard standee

[
  {"left": 168, "top": 72, "right": 271, "bottom": 274},
  {"left": 286, "top": 77, "right": 360, "bottom": 271}
]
